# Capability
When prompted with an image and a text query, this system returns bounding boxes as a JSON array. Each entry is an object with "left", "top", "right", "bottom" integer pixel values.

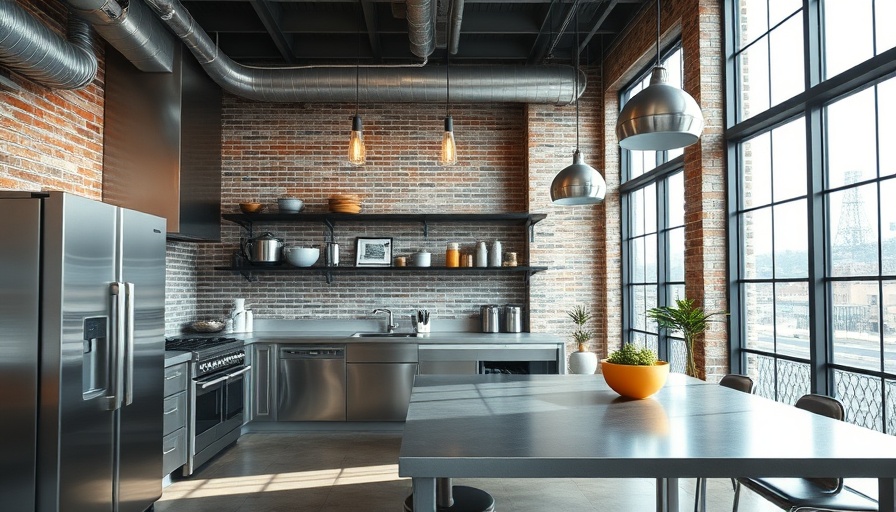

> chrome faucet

[{"left": 372, "top": 308, "right": 398, "bottom": 333}]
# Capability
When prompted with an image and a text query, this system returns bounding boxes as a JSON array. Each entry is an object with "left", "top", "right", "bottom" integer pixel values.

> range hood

[{"left": 102, "top": 44, "right": 222, "bottom": 241}]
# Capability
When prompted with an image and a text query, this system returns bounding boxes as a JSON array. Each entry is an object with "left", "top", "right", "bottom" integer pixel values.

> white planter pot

[{"left": 569, "top": 351, "right": 598, "bottom": 374}]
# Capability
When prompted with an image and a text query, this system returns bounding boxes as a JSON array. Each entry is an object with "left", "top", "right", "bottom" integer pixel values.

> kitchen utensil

[
  {"left": 324, "top": 242, "right": 340, "bottom": 266},
  {"left": 243, "top": 231, "right": 284, "bottom": 264},
  {"left": 503, "top": 304, "right": 522, "bottom": 333},
  {"left": 480, "top": 304, "right": 501, "bottom": 333},
  {"left": 277, "top": 198, "right": 304, "bottom": 213},
  {"left": 284, "top": 246, "right": 319, "bottom": 267},
  {"left": 189, "top": 319, "right": 225, "bottom": 333},
  {"left": 239, "top": 202, "right": 265, "bottom": 214}
]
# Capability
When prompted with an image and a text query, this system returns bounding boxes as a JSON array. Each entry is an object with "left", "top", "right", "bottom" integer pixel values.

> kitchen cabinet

[
  {"left": 216, "top": 212, "right": 547, "bottom": 283},
  {"left": 162, "top": 362, "right": 188, "bottom": 477},
  {"left": 250, "top": 343, "right": 276, "bottom": 421},
  {"left": 346, "top": 343, "right": 418, "bottom": 421}
]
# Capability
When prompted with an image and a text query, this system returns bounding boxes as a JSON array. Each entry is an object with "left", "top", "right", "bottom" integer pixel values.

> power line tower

[{"left": 833, "top": 170, "right": 872, "bottom": 265}]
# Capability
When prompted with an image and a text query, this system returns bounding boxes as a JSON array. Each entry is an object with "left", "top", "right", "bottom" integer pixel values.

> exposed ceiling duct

[
  {"left": 142, "top": 0, "right": 584, "bottom": 104},
  {"left": 448, "top": 0, "right": 464, "bottom": 55},
  {"left": 66, "top": 0, "right": 175, "bottom": 73},
  {"left": 0, "top": 2, "right": 96, "bottom": 89},
  {"left": 410, "top": 0, "right": 435, "bottom": 57}
]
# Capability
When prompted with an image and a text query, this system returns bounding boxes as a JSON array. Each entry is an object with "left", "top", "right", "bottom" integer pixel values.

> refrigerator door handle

[
  {"left": 123, "top": 282, "right": 135, "bottom": 406},
  {"left": 106, "top": 282, "right": 126, "bottom": 411}
]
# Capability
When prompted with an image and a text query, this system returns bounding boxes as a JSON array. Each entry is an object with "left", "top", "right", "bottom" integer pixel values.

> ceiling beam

[
  {"left": 249, "top": 0, "right": 297, "bottom": 62},
  {"left": 360, "top": 0, "right": 382, "bottom": 60}
]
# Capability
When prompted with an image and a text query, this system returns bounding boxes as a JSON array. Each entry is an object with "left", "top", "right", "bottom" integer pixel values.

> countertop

[
  {"left": 164, "top": 351, "right": 192, "bottom": 367},
  {"left": 243, "top": 331, "right": 564, "bottom": 345}
]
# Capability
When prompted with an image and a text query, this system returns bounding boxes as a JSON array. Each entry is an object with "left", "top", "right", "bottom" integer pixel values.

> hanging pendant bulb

[
  {"left": 615, "top": 0, "right": 704, "bottom": 150},
  {"left": 550, "top": 5, "right": 605, "bottom": 205},
  {"left": 348, "top": 114, "right": 366, "bottom": 166},
  {"left": 551, "top": 150, "right": 606, "bottom": 205},
  {"left": 440, "top": 115, "right": 457, "bottom": 166}
]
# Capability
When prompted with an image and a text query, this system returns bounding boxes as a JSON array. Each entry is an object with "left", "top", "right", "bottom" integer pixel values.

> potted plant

[
  {"left": 601, "top": 344, "right": 670, "bottom": 399},
  {"left": 567, "top": 305, "right": 597, "bottom": 374},
  {"left": 647, "top": 298, "right": 726, "bottom": 378}
]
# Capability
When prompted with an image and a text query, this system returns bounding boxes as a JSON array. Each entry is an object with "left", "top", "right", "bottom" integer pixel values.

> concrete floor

[{"left": 155, "top": 432, "right": 786, "bottom": 512}]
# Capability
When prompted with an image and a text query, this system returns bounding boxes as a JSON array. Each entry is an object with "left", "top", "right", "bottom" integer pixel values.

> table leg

[
  {"left": 656, "top": 478, "right": 680, "bottom": 512},
  {"left": 413, "top": 477, "right": 437, "bottom": 512},
  {"left": 880, "top": 478, "right": 896, "bottom": 512}
]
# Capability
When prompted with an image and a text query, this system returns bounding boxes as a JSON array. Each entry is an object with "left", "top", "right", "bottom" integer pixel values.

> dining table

[{"left": 398, "top": 373, "right": 896, "bottom": 512}]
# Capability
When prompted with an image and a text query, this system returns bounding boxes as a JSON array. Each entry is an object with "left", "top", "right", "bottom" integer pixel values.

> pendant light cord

[
  {"left": 656, "top": 0, "right": 661, "bottom": 66},
  {"left": 446, "top": 54, "right": 450, "bottom": 117},
  {"left": 355, "top": 0, "right": 361, "bottom": 115},
  {"left": 574, "top": 4, "right": 580, "bottom": 151}
]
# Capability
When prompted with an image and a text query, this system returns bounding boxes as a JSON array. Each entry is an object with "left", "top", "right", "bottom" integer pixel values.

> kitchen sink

[{"left": 350, "top": 332, "right": 417, "bottom": 338}]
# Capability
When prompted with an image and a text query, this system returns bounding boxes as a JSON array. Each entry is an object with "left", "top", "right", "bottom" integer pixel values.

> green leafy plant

[
  {"left": 567, "top": 305, "right": 592, "bottom": 352},
  {"left": 647, "top": 298, "right": 726, "bottom": 377},
  {"left": 606, "top": 343, "right": 658, "bottom": 366}
]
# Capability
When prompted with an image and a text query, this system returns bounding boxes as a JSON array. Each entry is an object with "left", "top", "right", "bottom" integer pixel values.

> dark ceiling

[{"left": 178, "top": 0, "right": 646, "bottom": 67}]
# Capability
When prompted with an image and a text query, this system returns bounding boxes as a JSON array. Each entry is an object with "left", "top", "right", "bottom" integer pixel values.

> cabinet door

[
  {"left": 250, "top": 344, "right": 276, "bottom": 421},
  {"left": 418, "top": 360, "right": 479, "bottom": 375},
  {"left": 346, "top": 363, "right": 417, "bottom": 421}
]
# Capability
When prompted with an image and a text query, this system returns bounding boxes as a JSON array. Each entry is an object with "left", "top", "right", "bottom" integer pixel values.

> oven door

[
  {"left": 221, "top": 366, "right": 251, "bottom": 435},
  {"left": 193, "top": 370, "right": 227, "bottom": 455}
]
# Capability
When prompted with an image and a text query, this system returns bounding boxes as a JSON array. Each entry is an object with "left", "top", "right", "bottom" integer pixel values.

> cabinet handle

[
  {"left": 165, "top": 372, "right": 182, "bottom": 380},
  {"left": 164, "top": 407, "right": 178, "bottom": 415},
  {"left": 163, "top": 446, "right": 177, "bottom": 455}
]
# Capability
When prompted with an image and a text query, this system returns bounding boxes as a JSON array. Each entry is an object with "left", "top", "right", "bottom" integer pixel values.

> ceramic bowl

[
  {"left": 600, "top": 359, "right": 670, "bottom": 399},
  {"left": 190, "top": 319, "right": 225, "bottom": 333},
  {"left": 239, "top": 202, "right": 265, "bottom": 214},
  {"left": 284, "top": 246, "right": 320, "bottom": 267},
  {"left": 277, "top": 198, "right": 304, "bottom": 213}
]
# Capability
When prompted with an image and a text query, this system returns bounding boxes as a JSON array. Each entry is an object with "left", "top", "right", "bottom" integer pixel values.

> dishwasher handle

[{"left": 280, "top": 347, "right": 344, "bottom": 359}]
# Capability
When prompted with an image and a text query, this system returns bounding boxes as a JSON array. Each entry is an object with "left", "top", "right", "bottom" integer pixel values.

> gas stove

[{"left": 165, "top": 336, "right": 246, "bottom": 377}]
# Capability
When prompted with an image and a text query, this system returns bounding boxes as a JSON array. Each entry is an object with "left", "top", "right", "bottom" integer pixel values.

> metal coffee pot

[{"left": 243, "top": 232, "right": 284, "bottom": 264}]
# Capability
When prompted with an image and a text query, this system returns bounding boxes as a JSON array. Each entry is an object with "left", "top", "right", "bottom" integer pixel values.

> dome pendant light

[
  {"left": 615, "top": 0, "right": 704, "bottom": 151},
  {"left": 440, "top": 56, "right": 457, "bottom": 166},
  {"left": 550, "top": 8, "right": 606, "bottom": 206}
]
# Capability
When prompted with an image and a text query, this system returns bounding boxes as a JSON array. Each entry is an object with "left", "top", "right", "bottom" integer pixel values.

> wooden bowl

[
  {"left": 600, "top": 360, "right": 670, "bottom": 399},
  {"left": 239, "top": 202, "right": 265, "bottom": 214}
]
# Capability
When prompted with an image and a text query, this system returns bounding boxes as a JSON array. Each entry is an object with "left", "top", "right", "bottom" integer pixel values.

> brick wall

[
  {"left": 603, "top": 0, "right": 728, "bottom": 380},
  {"left": 183, "top": 99, "right": 536, "bottom": 332},
  {"left": 0, "top": 0, "right": 105, "bottom": 198}
]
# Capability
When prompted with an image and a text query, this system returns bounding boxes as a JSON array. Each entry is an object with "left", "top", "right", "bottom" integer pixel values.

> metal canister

[
  {"left": 480, "top": 305, "right": 501, "bottom": 333},
  {"left": 325, "top": 242, "right": 339, "bottom": 267},
  {"left": 503, "top": 304, "right": 523, "bottom": 333}
]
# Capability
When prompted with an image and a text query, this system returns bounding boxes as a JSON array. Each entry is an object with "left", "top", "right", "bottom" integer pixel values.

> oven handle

[
  {"left": 226, "top": 366, "right": 251, "bottom": 379},
  {"left": 199, "top": 374, "right": 230, "bottom": 389},
  {"left": 197, "top": 365, "right": 252, "bottom": 389}
]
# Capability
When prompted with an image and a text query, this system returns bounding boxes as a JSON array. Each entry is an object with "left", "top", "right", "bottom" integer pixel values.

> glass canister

[
  {"left": 446, "top": 242, "right": 460, "bottom": 267},
  {"left": 475, "top": 241, "right": 488, "bottom": 267}
]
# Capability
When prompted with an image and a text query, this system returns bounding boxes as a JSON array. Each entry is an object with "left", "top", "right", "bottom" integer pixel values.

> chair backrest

[
  {"left": 719, "top": 374, "right": 754, "bottom": 394},
  {"left": 794, "top": 394, "right": 846, "bottom": 493}
]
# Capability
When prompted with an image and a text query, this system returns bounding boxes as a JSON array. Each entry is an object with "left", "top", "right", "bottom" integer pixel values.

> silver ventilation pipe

[
  {"left": 143, "top": 0, "right": 584, "bottom": 104},
  {"left": 66, "top": 0, "right": 174, "bottom": 72},
  {"left": 406, "top": 0, "right": 435, "bottom": 59},
  {"left": 448, "top": 0, "right": 464, "bottom": 55},
  {"left": 0, "top": 2, "right": 97, "bottom": 89}
]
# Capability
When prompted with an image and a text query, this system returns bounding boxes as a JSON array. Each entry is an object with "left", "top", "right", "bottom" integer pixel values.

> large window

[
  {"left": 621, "top": 47, "right": 687, "bottom": 371},
  {"left": 728, "top": 0, "right": 896, "bottom": 431}
]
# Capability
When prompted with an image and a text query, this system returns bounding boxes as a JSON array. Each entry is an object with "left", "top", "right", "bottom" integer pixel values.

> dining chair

[
  {"left": 694, "top": 375, "right": 755, "bottom": 512},
  {"left": 731, "top": 394, "right": 878, "bottom": 512}
]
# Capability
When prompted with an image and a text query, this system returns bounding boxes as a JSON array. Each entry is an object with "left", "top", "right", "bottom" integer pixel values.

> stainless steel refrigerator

[{"left": 0, "top": 191, "right": 166, "bottom": 512}]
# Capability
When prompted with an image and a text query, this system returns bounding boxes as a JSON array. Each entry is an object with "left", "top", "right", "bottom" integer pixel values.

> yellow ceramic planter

[{"left": 600, "top": 359, "right": 670, "bottom": 399}]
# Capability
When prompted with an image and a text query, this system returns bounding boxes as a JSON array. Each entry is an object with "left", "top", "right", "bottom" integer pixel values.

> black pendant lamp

[
  {"left": 439, "top": 56, "right": 457, "bottom": 166},
  {"left": 348, "top": 4, "right": 366, "bottom": 166},
  {"left": 615, "top": 0, "right": 704, "bottom": 151},
  {"left": 550, "top": 8, "right": 606, "bottom": 205}
]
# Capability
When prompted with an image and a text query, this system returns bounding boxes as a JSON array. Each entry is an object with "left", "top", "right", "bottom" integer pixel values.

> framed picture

[{"left": 355, "top": 237, "right": 393, "bottom": 267}]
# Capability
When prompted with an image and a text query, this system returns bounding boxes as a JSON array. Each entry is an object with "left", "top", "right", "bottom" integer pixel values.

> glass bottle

[
  {"left": 475, "top": 241, "right": 488, "bottom": 267},
  {"left": 489, "top": 240, "right": 502, "bottom": 267},
  {"left": 446, "top": 242, "right": 460, "bottom": 267}
]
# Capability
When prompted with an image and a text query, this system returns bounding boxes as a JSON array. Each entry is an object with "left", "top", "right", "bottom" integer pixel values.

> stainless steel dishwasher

[
  {"left": 278, "top": 346, "right": 346, "bottom": 421},
  {"left": 346, "top": 343, "right": 418, "bottom": 421}
]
